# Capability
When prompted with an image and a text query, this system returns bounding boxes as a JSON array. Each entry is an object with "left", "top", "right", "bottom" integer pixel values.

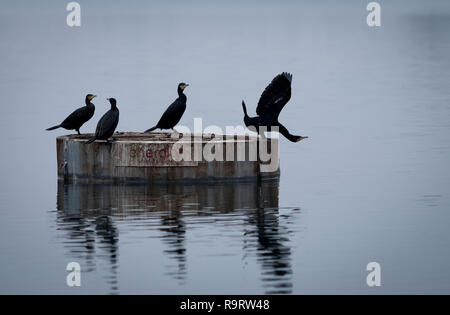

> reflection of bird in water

[
  {"left": 95, "top": 216, "right": 119, "bottom": 294},
  {"left": 252, "top": 208, "right": 292, "bottom": 294},
  {"left": 160, "top": 212, "right": 187, "bottom": 282},
  {"left": 85, "top": 98, "right": 119, "bottom": 144},
  {"left": 56, "top": 183, "right": 120, "bottom": 295},
  {"left": 55, "top": 181, "right": 291, "bottom": 293},
  {"left": 56, "top": 213, "right": 120, "bottom": 294},
  {"left": 243, "top": 181, "right": 293, "bottom": 294},
  {"left": 145, "top": 83, "right": 188, "bottom": 132},
  {"left": 242, "top": 73, "right": 308, "bottom": 142},
  {"left": 46, "top": 94, "right": 96, "bottom": 135}
]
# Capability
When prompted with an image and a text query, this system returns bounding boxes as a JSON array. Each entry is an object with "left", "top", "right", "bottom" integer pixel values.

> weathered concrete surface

[{"left": 56, "top": 132, "right": 280, "bottom": 183}]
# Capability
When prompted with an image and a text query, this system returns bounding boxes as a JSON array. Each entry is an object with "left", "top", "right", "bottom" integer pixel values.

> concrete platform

[{"left": 56, "top": 132, "right": 280, "bottom": 183}]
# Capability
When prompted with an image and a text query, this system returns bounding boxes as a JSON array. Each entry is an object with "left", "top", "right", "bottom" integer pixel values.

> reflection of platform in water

[
  {"left": 56, "top": 132, "right": 279, "bottom": 183},
  {"left": 55, "top": 179, "right": 294, "bottom": 294}
]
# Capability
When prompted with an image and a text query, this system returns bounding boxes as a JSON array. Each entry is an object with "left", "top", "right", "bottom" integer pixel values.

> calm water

[{"left": 1, "top": 0, "right": 450, "bottom": 294}]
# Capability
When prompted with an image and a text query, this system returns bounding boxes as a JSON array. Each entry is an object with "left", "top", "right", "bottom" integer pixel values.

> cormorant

[
  {"left": 46, "top": 94, "right": 96, "bottom": 135},
  {"left": 145, "top": 83, "right": 189, "bottom": 132},
  {"left": 242, "top": 72, "right": 307, "bottom": 142},
  {"left": 85, "top": 98, "right": 119, "bottom": 144}
]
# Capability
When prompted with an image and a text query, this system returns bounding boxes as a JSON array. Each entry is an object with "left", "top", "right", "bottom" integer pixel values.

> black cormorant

[
  {"left": 145, "top": 83, "right": 189, "bottom": 132},
  {"left": 46, "top": 94, "right": 96, "bottom": 135},
  {"left": 85, "top": 98, "right": 119, "bottom": 144},
  {"left": 242, "top": 72, "right": 307, "bottom": 142}
]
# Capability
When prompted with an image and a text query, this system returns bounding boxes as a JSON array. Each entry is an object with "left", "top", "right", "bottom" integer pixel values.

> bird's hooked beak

[
  {"left": 89, "top": 95, "right": 97, "bottom": 101},
  {"left": 296, "top": 136, "right": 308, "bottom": 142},
  {"left": 181, "top": 83, "right": 189, "bottom": 90}
]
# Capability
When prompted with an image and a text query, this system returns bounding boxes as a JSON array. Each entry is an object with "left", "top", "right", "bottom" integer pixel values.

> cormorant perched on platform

[
  {"left": 46, "top": 94, "right": 96, "bottom": 135},
  {"left": 85, "top": 98, "right": 119, "bottom": 144},
  {"left": 145, "top": 83, "right": 189, "bottom": 133},
  {"left": 242, "top": 72, "right": 307, "bottom": 142}
]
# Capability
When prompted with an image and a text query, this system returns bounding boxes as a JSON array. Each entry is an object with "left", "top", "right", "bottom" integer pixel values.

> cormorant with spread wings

[{"left": 242, "top": 72, "right": 307, "bottom": 142}]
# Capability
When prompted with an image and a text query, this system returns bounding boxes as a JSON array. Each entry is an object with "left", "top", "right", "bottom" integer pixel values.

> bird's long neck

[
  {"left": 108, "top": 99, "right": 117, "bottom": 110},
  {"left": 85, "top": 98, "right": 93, "bottom": 106},
  {"left": 277, "top": 123, "right": 301, "bottom": 142},
  {"left": 178, "top": 88, "right": 187, "bottom": 102}
]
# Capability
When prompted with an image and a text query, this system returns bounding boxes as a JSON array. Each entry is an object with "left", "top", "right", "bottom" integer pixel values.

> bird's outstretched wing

[{"left": 256, "top": 72, "right": 292, "bottom": 120}]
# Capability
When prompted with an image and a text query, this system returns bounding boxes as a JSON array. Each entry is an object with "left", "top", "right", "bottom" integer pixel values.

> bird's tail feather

[
  {"left": 145, "top": 126, "right": 157, "bottom": 133},
  {"left": 242, "top": 100, "right": 248, "bottom": 117},
  {"left": 84, "top": 137, "right": 96, "bottom": 144},
  {"left": 46, "top": 125, "right": 60, "bottom": 131}
]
